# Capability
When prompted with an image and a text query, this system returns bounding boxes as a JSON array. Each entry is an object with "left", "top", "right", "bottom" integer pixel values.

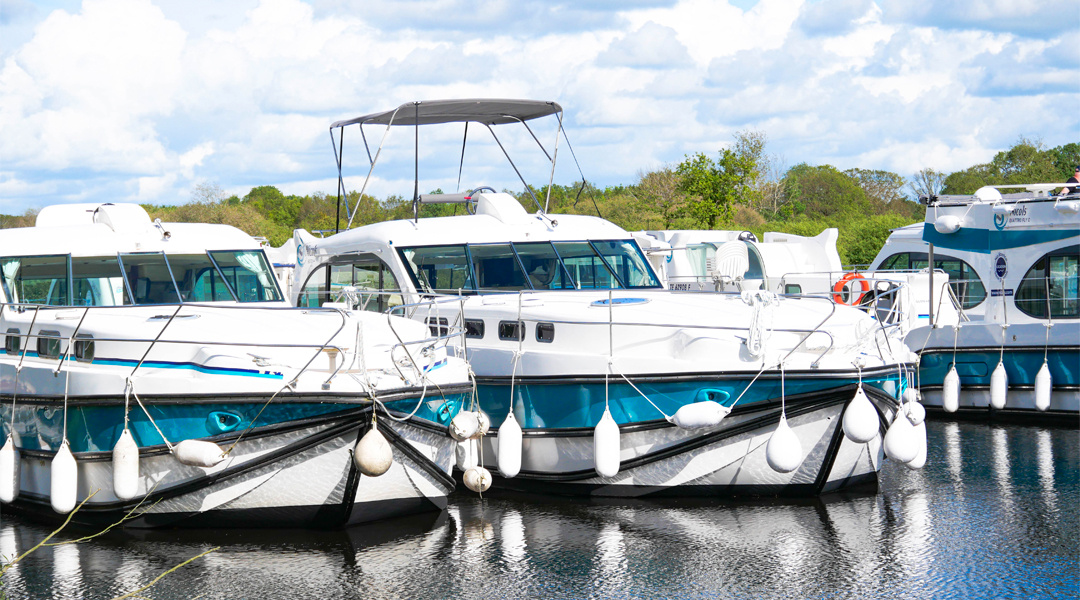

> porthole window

[
  {"left": 1015, "top": 245, "right": 1079, "bottom": 319},
  {"left": 426, "top": 317, "right": 449, "bottom": 337},
  {"left": 536, "top": 322, "right": 555, "bottom": 343},
  {"left": 464, "top": 319, "right": 485, "bottom": 339},
  {"left": 498, "top": 320, "right": 524, "bottom": 341},
  {"left": 4, "top": 329, "right": 20, "bottom": 355},
  {"left": 74, "top": 333, "right": 95, "bottom": 362},
  {"left": 36, "top": 330, "right": 61, "bottom": 359}
]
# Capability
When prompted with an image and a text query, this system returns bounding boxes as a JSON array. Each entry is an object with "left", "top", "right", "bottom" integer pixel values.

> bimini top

[{"left": 330, "top": 99, "right": 562, "bottom": 129}]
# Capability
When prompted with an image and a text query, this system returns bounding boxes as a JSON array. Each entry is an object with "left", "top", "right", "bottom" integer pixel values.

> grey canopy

[{"left": 330, "top": 99, "right": 562, "bottom": 129}]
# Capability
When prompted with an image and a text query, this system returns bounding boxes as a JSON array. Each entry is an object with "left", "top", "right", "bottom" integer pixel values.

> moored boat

[
  {"left": 280, "top": 99, "right": 925, "bottom": 499},
  {"left": 879, "top": 184, "right": 1079, "bottom": 418},
  {"left": 0, "top": 203, "right": 472, "bottom": 528}
]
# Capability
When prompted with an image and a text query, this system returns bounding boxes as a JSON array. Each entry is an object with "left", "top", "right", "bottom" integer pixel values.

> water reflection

[{"left": 0, "top": 421, "right": 1076, "bottom": 600}]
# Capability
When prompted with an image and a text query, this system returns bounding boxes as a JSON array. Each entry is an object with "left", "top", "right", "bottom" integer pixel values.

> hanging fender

[{"left": 832, "top": 272, "right": 869, "bottom": 305}]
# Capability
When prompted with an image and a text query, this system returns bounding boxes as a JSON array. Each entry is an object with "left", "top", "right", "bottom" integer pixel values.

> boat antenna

[{"left": 544, "top": 103, "right": 563, "bottom": 213}]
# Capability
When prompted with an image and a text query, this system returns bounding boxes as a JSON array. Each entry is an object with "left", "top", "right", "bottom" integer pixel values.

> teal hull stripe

[
  {"left": 922, "top": 222, "right": 1078, "bottom": 254},
  {"left": 4, "top": 394, "right": 468, "bottom": 454},
  {"left": 918, "top": 347, "right": 1079, "bottom": 387},
  {"left": 427, "top": 374, "right": 903, "bottom": 430}
]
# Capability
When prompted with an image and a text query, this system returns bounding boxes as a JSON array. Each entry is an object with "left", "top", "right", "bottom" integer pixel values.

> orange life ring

[{"left": 832, "top": 272, "right": 869, "bottom": 305}]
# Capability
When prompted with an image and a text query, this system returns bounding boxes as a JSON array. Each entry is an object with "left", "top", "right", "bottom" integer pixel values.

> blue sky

[{"left": 0, "top": 0, "right": 1077, "bottom": 213}]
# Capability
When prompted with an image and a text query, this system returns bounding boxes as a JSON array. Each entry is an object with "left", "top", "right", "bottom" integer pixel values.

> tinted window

[
  {"left": 471, "top": 244, "right": 528, "bottom": 291},
  {"left": 514, "top": 243, "right": 575, "bottom": 290},
  {"left": 400, "top": 245, "right": 474, "bottom": 293},
  {"left": 208, "top": 251, "right": 283, "bottom": 302},
  {"left": 120, "top": 253, "right": 181, "bottom": 305},
  {"left": 1015, "top": 245, "right": 1079, "bottom": 319}
]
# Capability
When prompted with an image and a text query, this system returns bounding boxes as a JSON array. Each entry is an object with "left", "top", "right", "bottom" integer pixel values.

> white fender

[
  {"left": 51, "top": 440, "right": 78, "bottom": 514},
  {"left": 904, "top": 401, "right": 926, "bottom": 426},
  {"left": 883, "top": 412, "right": 918, "bottom": 463},
  {"left": 173, "top": 439, "right": 226, "bottom": 468},
  {"left": 112, "top": 429, "right": 140, "bottom": 501},
  {"left": 670, "top": 400, "right": 731, "bottom": 430},
  {"left": 449, "top": 411, "right": 480, "bottom": 441},
  {"left": 990, "top": 362, "right": 1008, "bottom": 410},
  {"left": 353, "top": 423, "right": 393, "bottom": 477},
  {"left": 842, "top": 385, "right": 879, "bottom": 444},
  {"left": 593, "top": 408, "right": 621, "bottom": 478},
  {"left": 497, "top": 412, "right": 522, "bottom": 478},
  {"left": 766, "top": 415, "right": 803, "bottom": 474},
  {"left": 0, "top": 434, "right": 20, "bottom": 503},
  {"left": 473, "top": 411, "right": 491, "bottom": 438},
  {"left": 904, "top": 422, "right": 928, "bottom": 470},
  {"left": 463, "top": 466, "right": 492, "bottom": 493},
  {"left": 455, "top": 438, "right": 478, "bottom": 471},
  {"left": 942, "top": 366, "right": 960, "bottom": 413},
  {"left": 902, "top": 386, "right": 919, "bottom": 405},
  {"left": 1034, "top": 363, "right": 1052, "bottom": 412}
]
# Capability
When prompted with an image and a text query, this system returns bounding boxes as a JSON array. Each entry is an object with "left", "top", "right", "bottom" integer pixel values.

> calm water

[{"left": 1, "top": 420, "right": 1076, "bottom": 600}]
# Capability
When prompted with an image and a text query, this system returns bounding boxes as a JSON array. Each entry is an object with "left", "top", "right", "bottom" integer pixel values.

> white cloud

[{"left": 0, "top": 0, "right": 1076, "bottom": 213}]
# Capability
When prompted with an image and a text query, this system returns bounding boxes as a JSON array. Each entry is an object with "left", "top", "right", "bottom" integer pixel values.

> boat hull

[
  {"left": 463, "top": 380, "right": 899, "bottom": 498},
  {"left": 909, "top": 322, "right": 1079, "bottom": 418},
  {"left": 1, "top": 399, "right": 463, "bottom": 528}
]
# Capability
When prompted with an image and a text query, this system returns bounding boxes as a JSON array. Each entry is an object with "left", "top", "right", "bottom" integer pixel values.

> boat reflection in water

[{"left": 0, "top": 421, "right": 1075, "bottom": 599}]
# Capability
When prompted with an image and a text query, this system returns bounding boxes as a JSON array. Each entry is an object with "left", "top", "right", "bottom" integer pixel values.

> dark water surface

[{"left": 1, "top": 420, "right": 1076, "bottom": 600}]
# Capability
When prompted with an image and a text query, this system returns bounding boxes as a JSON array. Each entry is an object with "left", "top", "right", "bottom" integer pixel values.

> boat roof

[
  {"left": 303, "top": 193, "right": 629, "bottom": 255},
  {"left": 0, "top": 203, "right": 264, "bottom": 257},
  {"left": 330, "top": 99, "right": 563, "bottom": 129}
]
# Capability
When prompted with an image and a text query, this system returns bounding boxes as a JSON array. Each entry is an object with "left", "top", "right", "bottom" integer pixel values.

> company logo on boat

[
  {"left": 994, "top": 252, "right": 1008, "bottom": 280},
  {"left": 994, "top": 204, "right": 1028, "bottom": 230},
  {"left": 296, "top": 243, "right": 305, "bottom": 266}
]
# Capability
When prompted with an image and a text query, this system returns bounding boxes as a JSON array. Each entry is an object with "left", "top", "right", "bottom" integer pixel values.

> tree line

[{"left": 3, "top": 136, "right": 1077, "bottom": 267}]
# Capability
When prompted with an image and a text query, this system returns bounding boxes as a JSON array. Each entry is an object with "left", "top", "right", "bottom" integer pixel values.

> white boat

[
  {"left": 0, "top": 203, "right": 473, "bottom": 528},
  {"left": 633, "top": 228, "right": 956, "bottom": 353},
  {"left": 870, "top": 184, "right": 1079, "bottom": 417},
  {"left": 280, "top": 99, "right": 925, "bottom": 499}
]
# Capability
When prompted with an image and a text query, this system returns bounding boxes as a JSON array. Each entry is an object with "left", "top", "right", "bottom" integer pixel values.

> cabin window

[
  {"left": 207, "top": 251, "right": 283, "bottom": 302},
  {"left": 552, "top": 242, "right": 620, "bottom": 290},
  {"left": 1014, "top": 245, "right": 1079, "bottom": 319},
  {"left": 464, "top": 319, "right": 485, "bottom": 339},
  {"left": 300, "top": 255, "right": 402, "bottom": 311},
  {"left": 169, "top": 254, "right": 234, "bottom": 302},
  {"left": 36, "top": 330, "right": 61, "bottom": 360},
  {"left": 498, "top": 320, "right": 525, "bottom": 341},
  {"left": 119, "top": 253, "right": 181, "bottom": 305},
  {"left": 878, "top": 252, "right": 987, "bottom": 310},
  {"left": 591, "top": 240, "right": 662, "bottom": 288},
  {"left": 74, "top": 333, "right": 95, "bottom": 362},
  {"left": 536, "top": 322, "right": 555, "bottom": 343},
  {"left": 299, "top": 265, "right": 330, "bottom": 308},
  {"left": 71, "top": 256, "right": 130, "bottom": 306},
  {"left": 470, "top": 244, "right": 528, "bottom": 291},
  {"left": 513, "top": 242, "right": 575, "bottom": 290},
  {"left": 399, "top": 245, "right": 474, "bottom": 294},
  {"left": 0, "top": 255, "right": 71, "bottom": 306},
  {"left": 785, "top": 284, "right": 802, "bottom": 295},
  {"left": 4, "top": 329, "right": 20, "bottom": 355}
]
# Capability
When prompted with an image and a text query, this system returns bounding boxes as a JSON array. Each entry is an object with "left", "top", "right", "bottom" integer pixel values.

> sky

[{"left": 0, "top": 0, "right": 1077, "bottom": 213}]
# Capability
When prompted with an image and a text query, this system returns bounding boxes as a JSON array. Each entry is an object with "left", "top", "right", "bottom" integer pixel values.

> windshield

[
  {"left": 397, "top": 240, "right": 661, "bottom": 293},
  {"left": 0, "top": 250, "right": 281, "bottom": 306}
]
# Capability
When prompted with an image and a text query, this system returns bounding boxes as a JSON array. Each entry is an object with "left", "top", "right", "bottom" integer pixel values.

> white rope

[
  {"left": 127, "top": 378, "right": 174, "bottom": 452},
  {"left": 609, "top": 360, "right": 671, "bottom": 420}
]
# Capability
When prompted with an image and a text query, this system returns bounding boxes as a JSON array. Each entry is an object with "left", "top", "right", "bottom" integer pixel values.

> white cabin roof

[
  {"left": 0, "top": 203, "right": 263, "bottom": 257},
  {"left": 304, "top": 193, "right": 632, "bottom": 256}
]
